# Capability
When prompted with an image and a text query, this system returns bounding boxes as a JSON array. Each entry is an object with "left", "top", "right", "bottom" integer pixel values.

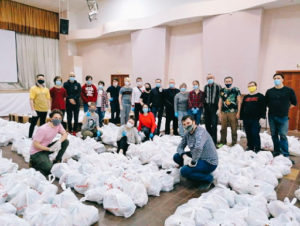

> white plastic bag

[{"left": 103, "top": 189, "right": 136, "bottom": 218}]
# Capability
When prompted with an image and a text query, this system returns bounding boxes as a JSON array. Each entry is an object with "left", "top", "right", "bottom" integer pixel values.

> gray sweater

[
  {"left": 177, "top": 126, "right": 218, "bottom": 165},
  {"left": 174, "top": 92, "right": 189, "bottom": 112},
  {"left": 117, "top": 125, "right": 141, "bottom": 144}
]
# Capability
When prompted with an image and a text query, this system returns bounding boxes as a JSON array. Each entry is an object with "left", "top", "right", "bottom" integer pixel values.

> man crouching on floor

[
  {"left": 173, "top": 115, "right": 218, "bottom": 190},
  {"left": 29, "top": 109, "right": 69, "bottom": 176}
]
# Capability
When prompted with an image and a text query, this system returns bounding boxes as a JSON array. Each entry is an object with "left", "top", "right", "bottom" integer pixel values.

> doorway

[
  {"left": 111, "top": 74, "right": 129, "bottom": 87},
  {"left": 276, "top": 70, "right": 300, "bottom": 131}
]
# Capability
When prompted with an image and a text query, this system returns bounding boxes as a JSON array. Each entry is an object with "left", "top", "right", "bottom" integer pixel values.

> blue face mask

[
  {"left": 69, "top": 77, "right": 75, "bottom": 82},
  {"left": 207, "top": 79, "right": 214, "bottom": 85},
  {"left": 156, "top": 83, "right": 161, "bottom": 88},
  {"left": 274, "top": 79, "right": 281, "bottom": 86},
  {"left": 143, "top": 108, "right": 148, "bottom": 113},
  {"left": 98, "top": 85, "right": 103, "bottom": 89},
  {"left": 87, "top": 80, "right": 92, "bottom": 85},
  {"left": 193, "top": 85, "right": 199, "bottom": 90},
  {"left": 180, "top": 88, "right": 186, "bottom": 92},
  {"left": 169, "top": 84, "right": 175, "bottom": 88},
  {"left": 51, "top": 119, "right": 61, "bottom": 126},
  {"left": 55, "top": 81, "right": 62, "bottom": 86}
]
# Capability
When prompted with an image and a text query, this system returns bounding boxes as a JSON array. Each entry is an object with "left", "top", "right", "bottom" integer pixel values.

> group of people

[{"left": 28, "top": 72, "right": 297, "bottom": 189}]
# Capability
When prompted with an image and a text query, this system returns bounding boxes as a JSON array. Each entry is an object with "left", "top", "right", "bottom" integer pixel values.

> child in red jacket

[
  {"left": 81, "top": 75, "right": 98, "bottom": 112},
  {"left": 138, "top": 104, "right": 156, "bottom": 141}
]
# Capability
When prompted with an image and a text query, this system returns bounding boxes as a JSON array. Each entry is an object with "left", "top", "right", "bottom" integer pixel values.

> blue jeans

[
  {"left": 97, "top": 107, "right": 105, "bottom": 127},
  {"left": 178, "top": 111, "right": 188, "bottom": 136},
  {"left": 268, "top": 115, "right": 289, "bottom": 157},
  {"left": 173, "top": 153, "right": 217, "bottom": 183},
  {"left": 83, "top": 103, "right": 89, "bottom": 112},
  {"left": 188, "top": 108, "right": 203, "bottom": 125},
  {"left": 243, "top": 119, "right": 261, "bottom": 152}
]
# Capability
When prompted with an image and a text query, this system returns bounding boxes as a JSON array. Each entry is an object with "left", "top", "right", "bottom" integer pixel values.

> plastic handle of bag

[
  {"left": 61, "top": 183, "right": 67, "bottom": 191},
  {"left": 48, "top": 174, "right": 55, "bottom": 184}
]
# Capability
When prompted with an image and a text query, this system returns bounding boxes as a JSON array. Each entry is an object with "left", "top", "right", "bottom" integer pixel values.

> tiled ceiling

[{"left": 13, "top": 0, "right": 87, "bottom": 13}]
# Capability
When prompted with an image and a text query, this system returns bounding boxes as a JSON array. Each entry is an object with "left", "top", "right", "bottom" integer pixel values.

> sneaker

[
  {"left": 216, "top": 143, "right": 224, "bottom": 149},
  {"left": 72, "top": 131, "right": 77, "bottom": 136},
  {"left": 198, "top": 182, "right": 212, "bottom": 191}
]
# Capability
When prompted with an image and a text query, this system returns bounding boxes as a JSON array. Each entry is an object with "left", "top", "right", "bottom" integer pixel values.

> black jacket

[
  {"left": 63, "top": 81, "right": 81, "bottom": 105},
  {"left": 149, "top": 87, "right": 164, "bottom": 108},
  {"left": 163, "top": 88, "right": 180, "bottom": 109},
  {"left": 240, "top": 93, "right": 266, "bottom": 120}
]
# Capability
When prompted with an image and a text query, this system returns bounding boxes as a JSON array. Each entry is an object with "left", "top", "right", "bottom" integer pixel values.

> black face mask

[
  {"left": 37, "top": 79, "right": 45, "bottom": 84},
  {"left": 146, "top": 88, "right": 151, "bottom": 91}
]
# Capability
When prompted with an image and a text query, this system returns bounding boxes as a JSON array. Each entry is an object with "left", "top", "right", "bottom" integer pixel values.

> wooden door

[
  {"left": 276, "top": 70, "right": 300, "bottom": 131},
  {"left": 111, "top": 74, "right": 129, "bottom": 87}
]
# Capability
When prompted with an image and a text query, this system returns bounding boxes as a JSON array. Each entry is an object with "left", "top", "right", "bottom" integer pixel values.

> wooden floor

[{"left": 1, "top": 132, "right": 300, "bottom": 226}]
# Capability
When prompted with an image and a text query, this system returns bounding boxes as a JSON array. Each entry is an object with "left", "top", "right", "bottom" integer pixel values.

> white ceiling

[{"left": 13, "top": 0, "right": 87, "bottom": 12}]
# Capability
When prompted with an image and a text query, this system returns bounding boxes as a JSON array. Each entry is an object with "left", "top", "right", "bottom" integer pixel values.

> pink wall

[
  {"left": 167, "top": 22, "right": 203, "bottom": 89},
  {"left": 258, "top": 5, "right": 300, "bottom": 93},
  {"left": 77, "top": 34, "right": 132, "bottom": 87},
  {"left": 131, "top": 27, "right": 168, "bottom": 86},
  {"left": 203, "top": 8, "right": 263, "bottom": 93}
]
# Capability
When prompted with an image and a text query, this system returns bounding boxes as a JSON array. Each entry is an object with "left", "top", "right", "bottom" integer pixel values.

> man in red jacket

[{"left": 81, "top": 75, "right": 98, "bottom": 112}]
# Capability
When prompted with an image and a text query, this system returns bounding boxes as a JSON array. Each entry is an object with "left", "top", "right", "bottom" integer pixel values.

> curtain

[
  {"left": 0, "top": 0, "right": 59, "bottom": 39},
  {"left": 16, "top": 33, "right": 60, "bottom": 89}
]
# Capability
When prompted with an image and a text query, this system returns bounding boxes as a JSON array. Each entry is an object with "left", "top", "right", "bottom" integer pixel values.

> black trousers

[
  {"left": 134, "top": 103, "right": 142, "bottom": 126},
  {"left": 204, "top": 106, "right": 218, "bottom": 144},
  {"left": 66, "top": 103, "right": 80, "bottom": 132},
  {"left": 165, "top": 108, "right": 178, "bottom": 135},
  {"left": 151, "top": 106, "right": 163, "bottom": 134},
  {"left": 29, "top": 111, "right": 47, "bottom": 138},
  {"left": 141, "top": 126, "right": 151, "bottom": 142},
  {"left": 110, "top": 102, "right": 120, "bottom": 124},
  {"left": 117, "top": 136, "right": 129, "bottom": 155},
  {"left": 243, "top": 119, "right": 261, "bottom": 152}
]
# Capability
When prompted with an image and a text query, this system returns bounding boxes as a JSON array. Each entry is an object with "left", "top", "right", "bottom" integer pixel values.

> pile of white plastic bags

[
  {"left": 0, "top": 149, "right": 99, "bottom": 226},
  {"left": 165, "top": 144, "right": 300, "bottom": 226},
  {"left": 51, "top": 151, "right": 180, "bottom": 218}
]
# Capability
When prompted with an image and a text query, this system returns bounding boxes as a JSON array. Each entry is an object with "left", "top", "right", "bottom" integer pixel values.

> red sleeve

[
  {"left": 81, "top": 85, "right": 88, "bottom": 103},
  {"left": 150, "top": 112, "right": 156, "bottom": 133},
  {"left": 50, "top": 87, "right": 54, "bottom": 98},
  {"left": 92, "top": 85, "right": 98, "bottom": 102},
  {"left": 188, "top": 92, "right": 192, "bottom": 109},
  {"left": 138, "top": 114, "right": 142, "bottom": 131}
]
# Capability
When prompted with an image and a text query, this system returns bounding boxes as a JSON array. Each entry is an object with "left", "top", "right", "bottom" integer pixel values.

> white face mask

[
  {"left": 125, "top": 81, "right": 130, "bottom": 86},
  {"left": 137, "top": 82, "right": 142, "bottom": 86},
  {"left": 126, "top": 122, "right": 133, "bottom": 128}
]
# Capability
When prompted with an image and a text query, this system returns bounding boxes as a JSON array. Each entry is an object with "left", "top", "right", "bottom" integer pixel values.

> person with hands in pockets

[
  {"left": 116, "top": 116, "right": 141, "bottom": 155},
  {"left": 188, "top": 80, "right": 205, "bottom": 125},
  {"left": 81, "top": 102, "right": 103, "bottom": 140},
  {"left": 173, "top": 115, "right": 218, "bottom": 190},
  {"left": 29, "top": 109, "right": 69, "bottom": 176}
]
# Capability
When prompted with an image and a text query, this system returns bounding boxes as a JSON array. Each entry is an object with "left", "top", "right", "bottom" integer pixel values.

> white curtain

[{"left": 16, "top": 33, "right": 60, "bottom": 89}]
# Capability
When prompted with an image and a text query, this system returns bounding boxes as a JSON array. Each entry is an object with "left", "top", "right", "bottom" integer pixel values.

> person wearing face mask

[
  {"left": 50, "top": 76, "right": 67, "bottom": 121},
  {"left": 164, "top": 79, "right": 180, "bottom": 135},
  {"left": 140, "top": 83, "right": 151, "bottom": 106},
  {"left": 28, "top": 74, "right": 51, "bottom": 138},
  {"left": 81, "top": 102, "right": 103, "bottom": 140},
  {"left": 106, "top": 78, "right": 121, "bottom": 124},
  {"left": 218, "top": 76, "right": 241, "bottom": 147},
  {"left": 116, "top": 116, "right": 141, "bottom": 155},
  {"left": 173, "top": 115, "right": 218, "bottom": 190},
  {"left": 29, "top": 109, "right": 69, "bottom": 176},
  {"left": 138, "top": 104, "right": 157, "bottom": 141},
  {"left": 240, "top": 81, "right": 266, "bottom": 153},
  {"left": 174, "top": 83, "right": 189, "bottom": 136},
  {"left": 265, "top": 73, "right": 297, "bottom": 158},
  {"left": 81, "top": 75, "right": 98, "bottom": 112},
  {"left": 119, "top": 77, "right": 133, "bottom": 125},
  {"left": 96, "top": 81, "right": 108, "bottom": 127},
  {"left": 149, "top": 78, "right": 164, "bottom": 134},
  {"left": 63, "top": 72, "right": 81, "bottom": 136},
  {"left": 203, "top": 74, "right": 221, "bottom": 144},
  {"left": 131, "top": 77, "right": 145, "bottom": 126},
  {"left": 188, "top": 80, "right": 205, "bottom": 125}
]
